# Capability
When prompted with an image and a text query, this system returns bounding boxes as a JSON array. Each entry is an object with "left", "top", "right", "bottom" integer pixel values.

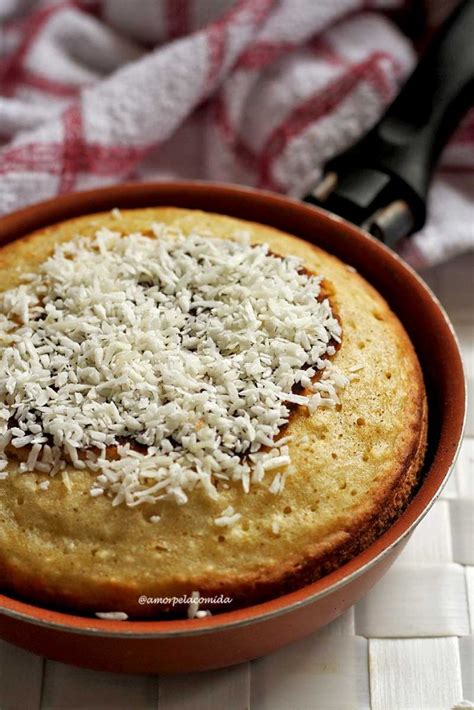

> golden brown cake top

[{"left": 0, "top": 208, "right": 426, "bottom": 617}]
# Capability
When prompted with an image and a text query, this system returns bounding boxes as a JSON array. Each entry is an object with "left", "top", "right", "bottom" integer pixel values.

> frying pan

[{"left": 0, "top": 1, "right": 471, "bottom": 675}]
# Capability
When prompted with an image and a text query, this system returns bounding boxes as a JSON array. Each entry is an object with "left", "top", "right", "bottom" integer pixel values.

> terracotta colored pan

[{"left": 0, "top": 181, "right": 466, "bottom": 673}]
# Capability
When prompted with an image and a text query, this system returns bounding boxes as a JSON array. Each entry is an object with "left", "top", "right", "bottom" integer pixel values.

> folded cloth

[{"left": 0, "top": 0, "right": 472, "bottom": 267}]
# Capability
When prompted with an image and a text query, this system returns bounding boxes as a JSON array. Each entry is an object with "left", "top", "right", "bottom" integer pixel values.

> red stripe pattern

[
  {"left": 3, "top": 0, "right": 469, "bottom": 239},
  {"left": 212, "top": 51, "right": 399, "bottom": 191},
  {"left": 203, "top": 0, "right": 275, "bottom": 95},
  {"left": 257, "top": 53, "right": 397, "bottom": 189},
  {"left": 1, "top": 2, "right": 72, "bottom": 97},
  {"left": 165, "top": 0, "right": 192, "bottom": 40},
  {"left": 59, "top": 106, "right": 86, "bottom": 194}
]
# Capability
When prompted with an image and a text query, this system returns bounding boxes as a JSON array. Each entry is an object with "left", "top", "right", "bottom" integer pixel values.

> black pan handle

[{"left": 305, "top": 0, "right": 474, "bottom": 248}]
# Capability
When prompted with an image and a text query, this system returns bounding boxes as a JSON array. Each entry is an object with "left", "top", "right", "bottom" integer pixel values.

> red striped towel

[{"left": 1, "top": 0, "right": 472, "bottom": 267}]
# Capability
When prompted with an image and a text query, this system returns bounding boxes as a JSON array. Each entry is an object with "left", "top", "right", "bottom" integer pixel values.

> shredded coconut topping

[
  {"left": 0, "top": 223, "right": 347, "bottom": 509},
  {"left": 214, "top": 505, "right": 242, "bottom": 527},
  {"left": 95, "top": 611, "right": 129, "bottom": 621}
]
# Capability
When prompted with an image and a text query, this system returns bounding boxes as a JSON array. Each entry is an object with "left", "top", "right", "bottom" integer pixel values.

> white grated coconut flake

[
  {"left": 95, "top": 611, "right": 129, "bottom": 621},
  {"left": 214, "top": 505, "right": 242, "bottom": 527},
  {"left": 195, "top": 609, "right": 212, "bottom": 618}
]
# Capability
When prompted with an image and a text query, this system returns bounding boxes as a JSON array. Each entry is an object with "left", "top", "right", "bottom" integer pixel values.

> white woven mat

[{"left": 0, "top": 253, "right": 472, "bottom": 710}]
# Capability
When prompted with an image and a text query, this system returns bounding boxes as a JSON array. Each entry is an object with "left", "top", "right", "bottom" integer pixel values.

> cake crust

[{"left": 0, "top": 208, "right": 427, "bottom": 617}]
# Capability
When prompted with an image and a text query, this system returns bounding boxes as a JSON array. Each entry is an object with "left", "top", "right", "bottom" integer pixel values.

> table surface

[{"left": 0, "top": 253, "right": 472, "bottom": 710}]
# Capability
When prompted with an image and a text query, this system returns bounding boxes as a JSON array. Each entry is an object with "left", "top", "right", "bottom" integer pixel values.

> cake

[{"left": 0, "top": 207, "right": 427, "bottom": 618}]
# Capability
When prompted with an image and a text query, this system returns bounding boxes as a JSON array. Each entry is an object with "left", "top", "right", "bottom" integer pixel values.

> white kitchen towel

[{"left": 1, "top": 0, "right": 473, "bottom": 267}]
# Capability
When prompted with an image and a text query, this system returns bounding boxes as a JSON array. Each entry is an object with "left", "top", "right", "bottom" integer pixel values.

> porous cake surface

[{"left": 0, "top": 208, "right": 427, "bottom": 617}]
